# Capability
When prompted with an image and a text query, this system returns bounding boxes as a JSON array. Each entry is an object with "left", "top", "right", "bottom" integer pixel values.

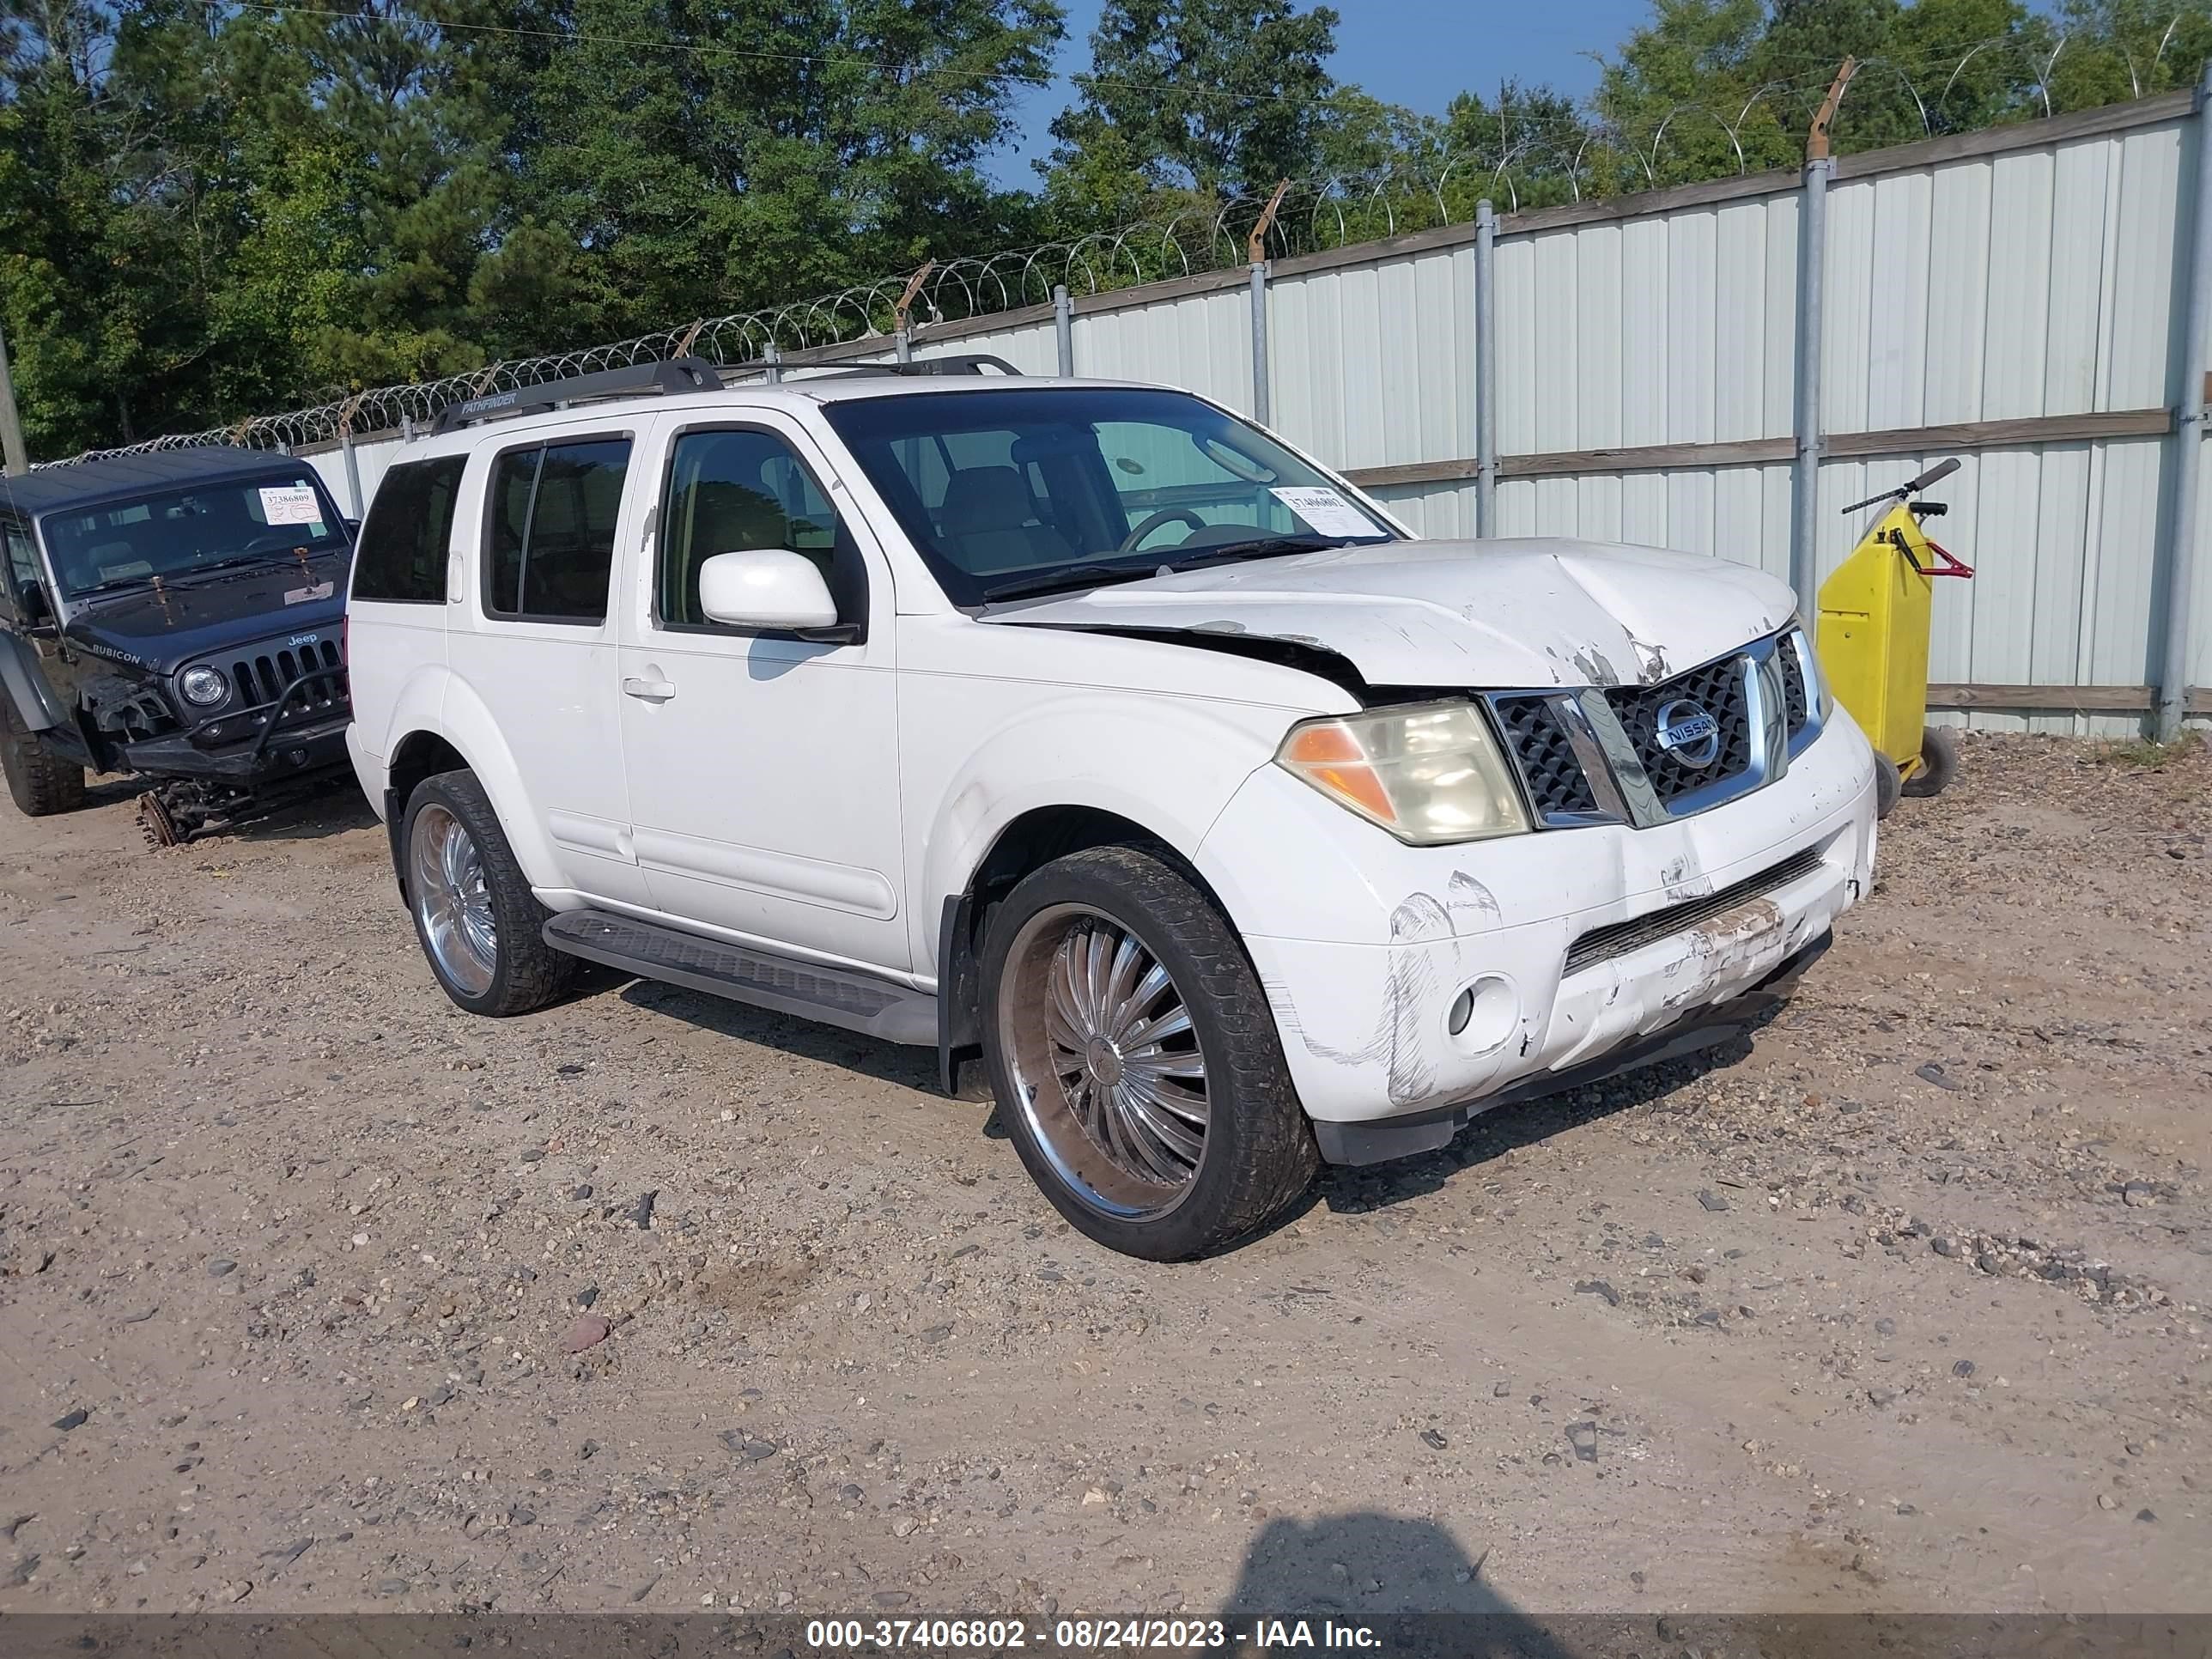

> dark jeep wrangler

[{"left": 1, "top": 447, "right": 356, "bottom": 845}]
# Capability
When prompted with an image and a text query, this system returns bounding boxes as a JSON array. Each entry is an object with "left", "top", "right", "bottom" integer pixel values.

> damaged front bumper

[
  {"left": 1194, "top": 708, "right": 1879, "bottom": 1165},
  {"left": 117, "top": 663, "right": 352, "bottom": 788}
]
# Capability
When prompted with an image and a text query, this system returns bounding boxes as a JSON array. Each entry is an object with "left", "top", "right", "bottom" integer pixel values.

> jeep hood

[
  {"left": 988, "top": 537, "right": 1796, "bottom": 690},
  {"left": 60, "top": 547, "right": 351, "bottom": 676}
]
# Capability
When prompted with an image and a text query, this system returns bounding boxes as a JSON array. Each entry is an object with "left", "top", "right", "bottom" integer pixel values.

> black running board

[{"left": 543, "top": 909, "right": 937, "bottom": 1046}]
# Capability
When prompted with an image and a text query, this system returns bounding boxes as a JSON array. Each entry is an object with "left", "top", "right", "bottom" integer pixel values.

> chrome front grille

[
  {"left": 1483, "top": 627, "right": 1824, "bottom": 831},
  {"left": 1491, "top": 694, "right": 1601, "bottom": 818},
  {"left": 1606, "top": 653, "right": 1756, "bottom": 805}
]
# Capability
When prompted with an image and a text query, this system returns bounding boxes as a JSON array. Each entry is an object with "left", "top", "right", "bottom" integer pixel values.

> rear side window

[
  {"left": 483, "top": 437, "right": 631, "bottom": 623},
  {"left": 353, "top": 456, "right": 466, "bottom": 604}
]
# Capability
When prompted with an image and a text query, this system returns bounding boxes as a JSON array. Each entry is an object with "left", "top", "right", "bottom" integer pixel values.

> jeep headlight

[
  {"left": 179, "top": 665, "right": 230, "bottom": 707},
  {"left": 1276, "top": 701, "right": 1530, "bottom": 844}
]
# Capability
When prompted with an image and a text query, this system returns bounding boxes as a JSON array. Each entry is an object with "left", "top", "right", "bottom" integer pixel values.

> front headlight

[
  {"left": 1275, "top": 701, "right": 1531, "bottom": 844},
  {"left": 179, "top": 665, "right": 229, "bottom": 707}
]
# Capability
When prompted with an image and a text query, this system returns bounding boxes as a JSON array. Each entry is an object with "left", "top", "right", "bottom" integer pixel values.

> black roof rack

[
  {"left": 432, "top": 356, "right": 724, "bottom": 434},
  {"left": 805, "top": 353, "right": 1023, "bottom": 381},
  {"left": 426, "top": 350, "right": 1020, "bottom": 434}
]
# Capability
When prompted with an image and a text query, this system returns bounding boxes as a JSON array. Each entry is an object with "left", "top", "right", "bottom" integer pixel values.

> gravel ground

[{"left": 0, "top": 732, "right": 2205, "bottom": 1620}]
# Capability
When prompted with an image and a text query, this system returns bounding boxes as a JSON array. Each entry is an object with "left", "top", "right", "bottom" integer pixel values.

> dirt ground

[{"left": 0, "top": 732, "right": 2205, "bottom": 1621}]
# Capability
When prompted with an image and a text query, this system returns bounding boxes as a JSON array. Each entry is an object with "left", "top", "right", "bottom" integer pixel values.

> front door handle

[{"left": 623, "top": 677, "right": 677, "bottom": 702}]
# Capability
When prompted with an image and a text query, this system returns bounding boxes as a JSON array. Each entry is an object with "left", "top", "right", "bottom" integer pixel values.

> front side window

[
  {"left": 818, "top": 387, "right": 1395, "bottom": 606},
  {"left": 39, "top": 473, "right": 349, "bottom": 600},
  {"left": 353, "top": 455, "right": 465, "bottom": 604},
  {"left": 657, "top": 428, "right": 861, "bottom": 629},
  {"left": 483, "top": 437, "right": 630, "bottom": 623},
  {"left": 3, "top": 520, "right": 39, "bottom": 593}
]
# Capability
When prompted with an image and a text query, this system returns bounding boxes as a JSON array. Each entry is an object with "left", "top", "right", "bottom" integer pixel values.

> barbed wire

[{"left": 44, "top": 20, "right": 2208, "bottom": 465}]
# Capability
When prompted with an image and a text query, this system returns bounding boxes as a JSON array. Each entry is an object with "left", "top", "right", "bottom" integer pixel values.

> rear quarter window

[{"left": 353, "top": 456, "right": 468, "bottom": 604}]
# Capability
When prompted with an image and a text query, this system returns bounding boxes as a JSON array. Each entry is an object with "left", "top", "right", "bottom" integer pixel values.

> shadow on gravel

[
  {"left": 1222, "top": 1511, "right": 1571, "bottom": 1653},
  {"left": 1319, "top": 1015, "right": 1778, "bottom": 1218},
  {"left": 611, "top": 977, "right": 940, "bottom": 1092},
  {"left": 233, "top": 781, "right": 380, "bottom": 842}
]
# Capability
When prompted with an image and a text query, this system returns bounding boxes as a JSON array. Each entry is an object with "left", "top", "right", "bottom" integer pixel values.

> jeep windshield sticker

[
  {"left": 258, "top": 485, "right": 325, "bottom": 527},
  {"left": 284, "top": 580, "right": 336, "bottom": 605},
  {"left": 1268, "top": 485, "right": 1376, "bottom": 538}
]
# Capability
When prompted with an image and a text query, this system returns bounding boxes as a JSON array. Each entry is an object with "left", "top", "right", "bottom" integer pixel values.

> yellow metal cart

[{"left": 1815, "top": 457, "right": 1974, "bottom": 817}]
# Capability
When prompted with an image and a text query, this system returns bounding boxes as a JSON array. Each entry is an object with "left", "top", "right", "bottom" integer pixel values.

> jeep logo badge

[
  {"left": 1654, "top": 699, "right": 1722, "bottom": 768},
  {"left": 289, "top": 633, "right": 320, "bottom": 647}
]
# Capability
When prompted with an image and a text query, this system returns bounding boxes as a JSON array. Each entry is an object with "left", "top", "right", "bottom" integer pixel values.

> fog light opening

[{"left": 1447, "top": 974, "right": 1519, "bottom": 1053}]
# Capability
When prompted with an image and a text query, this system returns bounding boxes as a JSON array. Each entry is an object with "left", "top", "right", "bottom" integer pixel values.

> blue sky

[{"left": 988, "top": 0, "right": 1657, "bottom": 185}]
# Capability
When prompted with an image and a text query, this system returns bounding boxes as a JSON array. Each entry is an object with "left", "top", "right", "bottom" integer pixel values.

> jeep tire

[
  {"left": 0, "top": 695, "right": 87, "bottom": 817},
  {"left": 980, "top": 844, "right": 1319, "bottom": 1261},
  {"left": 402, "top": 769, "right": 575, "bottom": 1017}
]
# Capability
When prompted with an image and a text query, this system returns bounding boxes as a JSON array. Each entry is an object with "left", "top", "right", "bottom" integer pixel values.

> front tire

[
  {"left": 1, "top": 696, "right": 86, "bottom": 817},
  {"left": 979, "top": 845, "right": 1319, "bottom": 1261},
  {"left": 402, "top": 770, "right": 574, "bottom": 1016}
]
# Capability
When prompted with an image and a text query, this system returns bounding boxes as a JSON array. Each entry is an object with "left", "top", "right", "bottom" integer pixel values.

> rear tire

[
  {"left": 0, "top": 696, "right": 86, "bottom": 817},
  {"left": 1901, "top": 724, "right": 1958, "bottom": 799},
  {"left": 979, "top": 844, "right": 1319, "bottom": 1261},
  {"left": 402, "top": 769, "right": 575, "bottom": 1016}
]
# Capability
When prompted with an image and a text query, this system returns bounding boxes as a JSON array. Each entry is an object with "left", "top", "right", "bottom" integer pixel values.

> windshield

[
  {"left": 817, "top": 386, "right": 1397, "bottom": 605},
  {"left": 41, "top": 474, "right": 348, "bottom": 599}
]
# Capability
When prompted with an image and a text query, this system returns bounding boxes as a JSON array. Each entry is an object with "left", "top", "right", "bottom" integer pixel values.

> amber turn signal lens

[{"left": 1274, "top": 702, "right": 1531, "bottom": 845}]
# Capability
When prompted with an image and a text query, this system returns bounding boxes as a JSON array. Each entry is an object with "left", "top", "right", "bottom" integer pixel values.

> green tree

[
  {"left": 0, "top": 0, "right": 235, "bottom": 452},
  {"left": 1437, "top": 80, "right": 1592, "bottom": 211},
  {"left": 1041, "top": 0, "right": 1340, "bottom": 219},
  {"left": 492, "top": 0, "right": 1062, "bottom": 337},
  {"left": 225, "top": 0, "right": 523, "bottom": 384}
]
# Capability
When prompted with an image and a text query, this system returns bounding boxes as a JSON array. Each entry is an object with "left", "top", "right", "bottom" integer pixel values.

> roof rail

[
  {"left": 805, "top": 353, "right": 1023, "bottom": 381},
  {"left": 432, "top": 356, "right": 724, "bottom": 434}
]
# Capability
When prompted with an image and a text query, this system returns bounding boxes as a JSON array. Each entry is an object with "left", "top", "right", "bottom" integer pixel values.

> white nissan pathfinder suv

[{"left": 344, "top": 356, "right": 1878, "bottom": 1260}]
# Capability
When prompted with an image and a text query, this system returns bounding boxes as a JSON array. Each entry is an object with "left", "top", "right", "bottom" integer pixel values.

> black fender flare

[{"left": 0, "top": 635, "right": 66, "bottom": 732}]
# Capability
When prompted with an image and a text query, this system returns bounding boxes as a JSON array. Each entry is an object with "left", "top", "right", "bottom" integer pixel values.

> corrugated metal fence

[{"left": 307, "top": 82, "right": 2212, "bottom": 732}]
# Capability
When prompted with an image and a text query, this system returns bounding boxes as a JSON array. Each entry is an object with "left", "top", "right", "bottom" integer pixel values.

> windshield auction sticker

[
  {"left": 258, "top": 485, "right": 325, "bottom": 526},
  {"left": 1269, "top": 485, "right": 1375, "bottom": 538}
]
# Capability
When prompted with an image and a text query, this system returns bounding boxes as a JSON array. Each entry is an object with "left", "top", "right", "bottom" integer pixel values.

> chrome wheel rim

[
  {"left": 410, "top": 804, "right": 497, "bottom": 997},
  {"left": 998, "top": 903, "right": 1210, "bottom": 1219}
]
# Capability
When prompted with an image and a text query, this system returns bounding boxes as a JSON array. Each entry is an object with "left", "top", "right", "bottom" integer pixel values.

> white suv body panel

[
  {"left": 345, "top": 375, "right": 1878, "bottom": 1150},
  {"left": 1199, "top": 714, "right": 1875, "bottom": 1124}
]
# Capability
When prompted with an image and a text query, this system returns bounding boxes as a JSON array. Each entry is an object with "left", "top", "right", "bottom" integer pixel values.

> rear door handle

[{"left": 622, "top": 677, "right": 677, "bottom": 702}]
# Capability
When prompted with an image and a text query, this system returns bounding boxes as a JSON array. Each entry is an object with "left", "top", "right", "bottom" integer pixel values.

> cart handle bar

[{"left": 1839, "top": 456, "right": 1961, "bottom": 515}]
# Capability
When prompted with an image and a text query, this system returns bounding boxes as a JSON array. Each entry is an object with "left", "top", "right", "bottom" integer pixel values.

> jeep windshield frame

[
  {"left": 816, "top": 386, "right": 1398, "bottom": 608},
  {"left": 38, "top": 472, "right": 349, "bottom": 602}
]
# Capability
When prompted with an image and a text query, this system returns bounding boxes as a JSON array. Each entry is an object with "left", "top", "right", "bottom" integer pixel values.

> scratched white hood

[{"left": 994, "top": 537, "right": 1798, "bottom": 690}]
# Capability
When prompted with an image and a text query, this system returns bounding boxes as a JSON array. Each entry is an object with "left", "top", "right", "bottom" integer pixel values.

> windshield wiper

[
  {"left": 1160, "top": 533, "right": 1370, "bottom": 569},
  {"left": 178, "top": 551, "right": 321, "bottom": 579},
  {"left": 977, "top": 532, "right": 1389, "bottom": 605},
  {"left": 978, "top": 561, "right": 1163, "bottom": 605},
  {"left": 70, "top": 574, "right": 161, "bottom": 600}
]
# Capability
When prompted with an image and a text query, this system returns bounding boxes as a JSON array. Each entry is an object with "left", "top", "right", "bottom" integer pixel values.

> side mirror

[
  {"left": 16, "top": 582, "right": 51, "bottom": 624},
  {"left": 697, "top": 549, "right": 838, "bottom": 631}
]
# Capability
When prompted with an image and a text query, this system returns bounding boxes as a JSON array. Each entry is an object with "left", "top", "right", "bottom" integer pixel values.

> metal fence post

[
  {"left": 1054, "top": 285, "right": 1074, "bottom": 377},
  {"left": 1248, "top": 261, "right": 1271, "bottom": 423},
  {"left": 341, "top": 428, "right": 365, "bottom": 519},
  {"left": 1474, "top": 199, "right": 1498, "bottom": 538},
  {"left": 1792, "top": 158, "right": 1833, "bottom": 611},
  {"left": 1245, "top": 181, "right": 1289, "bottom": 425},
  {"left": 895, "top": 330, "right": 913, "bottom": 365},
  {"left": 764, "top": 342, "right": 782, "bottom": 385},
  {"left": 2156, "top": 58, "right": 2212, "bottom": 738},
  {"left": 1793, "top": 61, "right": 1854, "bottom": 612},
  {"left": 0, "top": 318, "right": 28, "bottom": 475}
]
